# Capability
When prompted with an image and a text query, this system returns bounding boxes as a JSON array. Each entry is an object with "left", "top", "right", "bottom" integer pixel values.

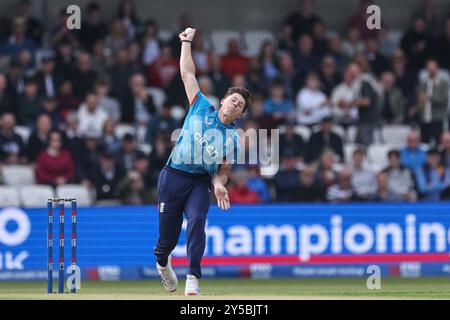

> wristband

[{"left": 181, "top": 40, "right": 192, "bottom": 44}]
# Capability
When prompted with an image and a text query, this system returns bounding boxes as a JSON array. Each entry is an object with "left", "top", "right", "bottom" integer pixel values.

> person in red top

[
  {"left": 147, "top": 45, "right": 179, "bottom": 88},
  {"left": 36, "top": 130, "right": 75, "bottom": 185},
  {"left": 228, "top": 169, "right": 261, "bottom": 204},
  {"left": 221, "top": 39, "right": 249, "bottom": 79}
]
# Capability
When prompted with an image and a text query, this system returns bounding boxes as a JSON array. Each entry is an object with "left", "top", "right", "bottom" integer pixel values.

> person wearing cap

[
  {"left": 307, "top": 115, "right": 344, "bottom": 162},
  {"left": 35, "top": 51, "right": 62, "bottom": 98},
  {"left": 414, "top": 148, "right": 450, "bottom": 201}
]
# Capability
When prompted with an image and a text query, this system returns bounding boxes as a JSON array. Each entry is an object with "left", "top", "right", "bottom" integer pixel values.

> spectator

[
  {"left": 311, "top": 20, "right": 329, "bottom": 58},
  {"left": 0, "top": 73, "right": 13, "bottom": 114},
  {"left": 121, "top": 73, "right": 156, "bottom": 124},
  {"left": 117, "top": 170, "right": 149, "bottom": 205},
  {"left": 391, "top": 49, "right": 417, "bottom": 113},
  {"left": 292, "top": 34, "right": 319, "bottom": 76},
  {"left": 364, "top": 37, "right": 391, "bottom": 77},
  {"left": 246, "top": 57, "right": 269, "bottom": 96},
  {"left": 198, "top": 76, "right": 219, "bottom": 107},
  {"left": 94, "top": 79, "right": 121, "bottom": 122},
  {"left": 382, "top": 150, "right": 418, "bottom": 202},
  {"left": 421, "top": 0, "right": 441, "bottom": 37},
  {"left": 79, "top": 2, "right": 108, "bottom": 52},
  {"left": 277, "top": 52, "right": 303, "bottom": 100},
  {"left": 278, "top": 24, "right": 295, "bottom": 51},
  {"left": 91, "top": 39, "right": 111, "bottom": 79},
  {"left": 315, "top": 149, "right": 338, "bottom": 188},
  {"left": 221, "top": 39, "right": 249, "bottom": 79},
  {"left": 379, "top": 70, "right": 406, "bottom": 124},
  {"left": 49, "top": 9, "right": 78, "bottom": 47},
  {"left": 228, "top": 169, "right": 261, "bottom": 204},
  {"left": 54, "top": 36, "right": 75, "bottom": 79},
  {"left": 17, "top": 76, "right": 42, "bottom": 127},
  {"left": 35, "top": 52, "right": 61, "bottom": 98},
  {"left": 56, "top": 80, "right": 80, "bottom": 120},
  {"left": 18, "top": 0, "right": 43, "bottom": 46},
  {"left": 36, "top": 130, "right": 75, "bottom": 185},
  {"left": 0, "top": 113, "right": 25, "bottom": 164},
  {"left": 77, "top": 92, "right": 108, "bottom": 138},
  {"left": 99, "top": 118, "right": 121, "bottom": 154},
  {"left": 127, "top": 41, "right": 145, "bottom": 74},
  {"left": 283, "top": 0, "right": 322, "bottom": 42},
  {"left": 416, "top": 59, "right": 449, "bottom": 146},
  {"left": 145, "top": 103, "right": 177, "bottom": 145},
  {"left": 307, "top": 116, "right": 344, "bottom": 162},
  {"left": 259, "top": 40, "right": 279, "bottom": 80},
  {"left": 191, "top": 30, "right": 212, "bottom": 75},
  {"left": 108, "top": 48, "right": 133, "bottom": 102},
  {"left": 208, "top": 53, "right": 231, "bottom": 99},
  {"left": 296, "top": 72, "right": 330, "bottom": 126},
  {"left": 147, "top": 45, "right": 178, "bottom": 88},
  {"left": 247, "top": 94, "right": 277, "bottom": 130},
  {"left": 62, "top": 112, "right": 83, "bottom": 169},
  {"left": 116, "top": 0, "right": 141, "bottom": 40},
  {"left": 415, "top": 148, "right": 450, "bottom": 201},
  {"left": 1, "top": 17, "right": 36, "bottom": 59},
  {"left": 149, "top": 135, "right": 171, "bottom": 179},
  {"left": 104, "top": 18, "right": 129, "bottom": 56},
  {"left": 142, "top": 19, "right": 161, "bottom": 66},
  {"left": 264, "top": 79, "right": 295, "bottom": 123},
  {"left": 327, "top": 34, "right": 348, "bottom": 73},
  {"left": 400, "top": 15, "right": 434, "bottom": 71},
  {"left": 331, "top": 63, "right": 359, "bottom": 130},
  {"left": 88, "top": 150, "right": 126, "bottom": 200},
  {"left": 326, "top": 167, "right": 356, "bottom": 203},
  {"left": 132, "top": 153, "right": 154, "bottom": 197},
  {"left": 40, "top": 96, "right": 62, "bottom": 130},
  {"left": 27, "top": 114, "right": 52, "bottom": 162},
  {"left": 247, "top": 165, "right": 271, "bottom": 203},
  {"left": 294, "top": 165, "right": 325, "bottom": 202},
  {"left": 341, "top": 27, "right": 365, "bottom": 59},
  {"left": 400, "top": 130, "right": 427, "bottom": 170},
  {"left": 436, "top": 16, "right": 450, "bottom": 70},
  {"left": 439, "top": 131, "right": 450, "bottom": 168},
  {"left": 274, "top": 153, "right": 300, "bottom": 202},
  {"left": 78, "top": 133, "right": 102, "bottom": 181},
  {"left": 372, "top": 172, "right": 404, "bottom": 202},
  {"left": 351, "top": 147, "right": 376, "bottom": 200},
  {"left": 279, "top": 119, "right": 307, "bottom": 161},
  {"left": 71, "top": 51, "right": 98, "bottom": 100},
  {"left": 116, "top": 133, "right": 146, "bottom": 171},
  {"left": 319, "top": 55, "right": 341, "bottom": 97}
]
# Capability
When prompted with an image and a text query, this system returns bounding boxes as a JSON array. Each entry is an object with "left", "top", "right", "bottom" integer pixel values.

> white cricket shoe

[
  {"left": 156, "top": 256, "right": 178, "bottom": 292},
  {"left": 184, "top": 274, "right": 200, "bottom": 296}
]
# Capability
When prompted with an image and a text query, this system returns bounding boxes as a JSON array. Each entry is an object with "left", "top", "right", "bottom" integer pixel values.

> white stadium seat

[
  {"left": 381, "top": 124, "right": 411, "bottom": 146},
  {"left": 210, "top": 30, "right": 241, "bottom": 55},
  {"left": 158, "top": 30, "right": 173, "bottom": 42},
  {"left": 368, "top": 144, "right": 395, "bottom": 169},
  {"left": 19, "top": 185, "right": 54, "bottom": 208},
  {"left": 1, "top": 165, "right": 35, "bottom": 185},
  {"left": 147, "top": 87, "right": 167, "bottom": 111},
  {"left": 14, "top": 126, "right": 31, "bottom": 143},
  {"left": 0, "top": 186, "right": 20, "bottom": 207},
  {"left": 344, "top": 143, "right": 358, "bottom": 165},
  {"left": 243, "top": 30, "right": 276, "bottom": 57},
  {"left": 115, "top": 124, "right": 136, "bottom": 140},
  {"left": 56, "top": 184, "right": 93, "bottom": 206}
]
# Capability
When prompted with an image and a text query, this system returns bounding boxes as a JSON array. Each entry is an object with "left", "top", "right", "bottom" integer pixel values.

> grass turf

[{"left": 0, "top": 277, "right": 450, "bottom": 300}]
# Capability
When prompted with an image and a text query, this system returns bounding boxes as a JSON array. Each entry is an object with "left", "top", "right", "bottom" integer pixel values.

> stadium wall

[{"left": 0, "top": 203, "right": 450, "bottom": 281}]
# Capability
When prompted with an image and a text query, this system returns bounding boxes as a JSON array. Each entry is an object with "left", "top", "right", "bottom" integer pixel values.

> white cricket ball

[{"left": 184, "top": 27, "right": 194, "bottom": 35}]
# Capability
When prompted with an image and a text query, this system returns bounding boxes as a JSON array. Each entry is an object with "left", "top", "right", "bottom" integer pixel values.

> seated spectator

[
  {"left": 145, "top": 102, "right": 177, "bottom": 145},
  {"left": 78, "top": 132, "right": 102, "bottom": 181},
  {"left": 228, "top": 169, "right": 261, "bottom": 204},
  {"left": 311, "top": 20, "right": 329, "bottom": 58},
  {"left": 400, "top": 131, "right": 427, "bottom": 170},
  {"left": 351, "top": 147, "right": 376, "bottom": 200},
  {"left": 88, "top": 150, "right": 126, "bottom": 200},
  {"left": 108, "top": 48, "right": 133, "bottom": 102},
  {"left": 99, "top": 118, "right": 121, "bottom": 154},
  {"left": 191, "top": 30, "right": 212, "bottom": 75},
  {"left": 70, "top": 51, "right": 98, "bottom": 100},
  {"left": 347, "top": 0, "right": 382, "bottom": 39},
  {"left": 0, "top": 113, "right": 25, "bottom": 164},
  {"left": 263, "top": 79, "right": 295, "bottom": 123},
  {"left": 279, "top": 119, "right": 307, "bottom": 162},
  {"left": 364, "top": 36, "right": 391, "bottom": 77},
  {"left": 208, "top": 53, "right": 231, "bottom": 99},
  {"left": 341, "top": 27, "right": 365, "bottom": 59},
  {"left": 27, "top": 114, "right": 52, "bottom": 162},
  {"left": 17, "top": 76, "right": 42, "bottom": 127},
  {"left": 19, "top": 0, "right": 44, "bottom": 45},
  {"left": 149, "top": 135, "right": 171, "bottom": 179},
  {"left": 277, "top": 52, "right": 303, "bottom": 100},
  {"left": 221, "top": 39, "right": 249, "bottom": 79},
  {"left": 56, "top": 80, "right": 80, "bottom": 120},
  {"left": 415, "top": 148, "right": 450, "bottom": 201},
  {"left": 247, "top": 93, "right": 277, "bottom": 130},
  {"left": 319, "top": 55, "right": 341, "bottom": 97},
  {"left": 77, "top": 92, "right": 108, "bottom": 138},
  {"left": 326, "top": 167, "right": 356, "bottom": 203},
  {"left": 116, "top": 133, "right": 146, "bottom": 171},
  {"left": 383, "top": 150, "right": 418, "bottom": 202},
  {"left": 246, "top": 57, "right": 270, "bottom": 95},
  {"left": 436, "top": 15, "right": 450, "bottom": 70},
  {"left": 391, "top": 49, "right": 417, "bottom": 112},
  {"left": 296, "top": 72, "right": 330, "bottom": 127},
  {"left": 315, "top": 149, "right": 338, "bottom": 188},
  {"left": 292, "top": 34, "right": 319, "bottom": 76},
  {"left": 147, "top": 45, "right": 178, "bottom": 88},
  {"left": 0, "top": 73, "right": 13, "bottom": 115},
  {"left": 327, "top": 34, "right": 348, "bottom": 73},
  {"left": 198, "top": 76, "right": 219, "bottom": 106},
  {"left": 294, "top": 165, "right": 325, "bottom": 202},
  {"left": 79, "top": 2, "right": 108, "bottom": 51},
  {"left": 372, "top": 172, "right": 404, "bottom": 202},
  {"left": 121, "top": 73, "right": 156, "bottom": 124},
  {"left": 380, "top": 70, "right": 406, "bottom": 124},
  {"left": 132, "top": 153, "right": 154, "bottom": 197},
  {"left": 35, "top": 51, "right": 61, "bottom": 98},
  {"left": 104, "top": 18, "right": 129, "bottom": 57},
  {"left": 36, "top": 130, "right": 75, "bottom": 185},
  {"left": 117, "top": 171, "right": 149, "bottom": 205},
  {"left": 1, "top": 17, "right": 36, "bottom": 59},
  {"left": 246, "top": 165, "right": 270, "bottom": 203},
  {"left": 274, "top": 153, "right": 300, "bottom": 202},
  {"left": 283, "top": 0, "right": 322, "bottom": 42},
  {"left": 439, "top": 131, "right": 450, "bottom": 168},
  {"left": 95, "top": 79, "right": 121, "bottom": 122},
  {"left": 259, "top": 40, "right": 279, "bottom": 80},
  {"left": 40, "top": 96, "right": 63, "bottom": 129},
  {"left": 307, "top": 116, "right": 344, "bottom": 162},
  {"left": 331, "top": 63, "right": 359, "bottom": 129}
]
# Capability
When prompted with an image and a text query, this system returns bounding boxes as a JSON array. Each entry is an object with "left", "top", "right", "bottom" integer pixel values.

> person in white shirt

[
  {"left": 77, "top": 93, "right": 108, "bottom": 139},
  {"left": 142, "top": 20, "right": 160, "bottom": 66},
  {"left": 331, "top": 64, "right": 359, "bottom": 128},
  {"left": 296, "top": 72, "right": 330, "bottom": 127}
]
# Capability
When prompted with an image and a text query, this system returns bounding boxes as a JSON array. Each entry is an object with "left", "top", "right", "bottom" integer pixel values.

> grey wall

[{"left": 2, "top": 0, "right": 450, "bottom": 32}]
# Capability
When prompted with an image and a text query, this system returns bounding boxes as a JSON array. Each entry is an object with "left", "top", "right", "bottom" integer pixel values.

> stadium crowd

[{"left": 1, "top": 0, "right": 450, "bottom": 205}]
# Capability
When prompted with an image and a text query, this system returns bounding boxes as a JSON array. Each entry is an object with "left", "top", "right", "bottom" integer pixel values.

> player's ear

[{"left": 220, "top": 98, "right": 224, "bottom": 105}]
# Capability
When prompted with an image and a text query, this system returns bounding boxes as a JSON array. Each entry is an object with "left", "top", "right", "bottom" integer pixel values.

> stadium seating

[
  {"left": 19, "top": 185, "right": 54, "bottom": 208},
  {"left": 381, "top": 124, "right": 411, "bottom": 147},
  {"left": 14, "top": 126, "right": 31, "bottom": 143},
  {"left": 242, "top": 30, "right": 276, "bottom": 57},
  {"left": 0, "top": 186, "right": 21, "bottom": 207},
  {"left": 158, "top": 30, "right": 173, "bottom": 42},
  {"left": 367, "top": 144, "right": 393, "bottom": 171},
  {"left": 114, "top": 124, "right": 136, "bottom": 140},
  {"left": 210, "top": 30, "right": 242, "bottom": 55},
  {"left": 147, "top": 87, "right": 167, "bottom": 111},
  {"left": 56, "top": 184, "right": 94, "bottom": 206},
  {"left": 1, "top": 165, "right": 36, "bottom": 185}
]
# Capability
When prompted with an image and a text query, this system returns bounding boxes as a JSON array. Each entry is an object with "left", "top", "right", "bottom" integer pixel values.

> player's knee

[{"left": 187, "top": 216, "right": 206, "bottom": 228}]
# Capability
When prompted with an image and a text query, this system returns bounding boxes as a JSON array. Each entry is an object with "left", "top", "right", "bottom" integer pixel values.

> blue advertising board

[{"left": 0, "top": 203, "right": 450, "bottom": 280}]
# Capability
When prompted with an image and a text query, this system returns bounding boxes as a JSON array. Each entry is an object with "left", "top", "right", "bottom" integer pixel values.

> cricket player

[{"left": 153, "top": 27, "right": 251, "bottom": 295}]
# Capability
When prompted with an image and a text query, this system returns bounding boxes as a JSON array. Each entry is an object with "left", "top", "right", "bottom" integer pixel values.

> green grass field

[{"left": 1, "top": 277, "right": 450, "bottom": 300}]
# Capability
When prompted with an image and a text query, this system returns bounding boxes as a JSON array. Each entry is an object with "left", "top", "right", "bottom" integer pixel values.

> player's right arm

[{"left": 179, "top": 28, "right": 200, "bottom": 105}]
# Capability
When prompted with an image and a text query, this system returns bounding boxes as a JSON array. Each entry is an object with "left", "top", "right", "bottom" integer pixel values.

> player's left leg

[{"left": 183, "top": 179, "right": 211, "bottom": 295}]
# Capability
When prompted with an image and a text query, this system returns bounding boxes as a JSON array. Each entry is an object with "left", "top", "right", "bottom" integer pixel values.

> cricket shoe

[
  {"left": 184, "top": 274, "right": 200, "bottom": 296},
  {"left": 156, "top": 256, "right": 178, "bottom": 292}
]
